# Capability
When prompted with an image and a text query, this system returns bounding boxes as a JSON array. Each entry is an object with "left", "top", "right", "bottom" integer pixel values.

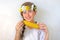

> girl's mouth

[{"left": 26, "top": 16, "right": 31, "bottom": 20}]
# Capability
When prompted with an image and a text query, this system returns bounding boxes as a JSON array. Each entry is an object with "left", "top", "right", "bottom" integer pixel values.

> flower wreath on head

[{"left": 19, "top": 4, "right": 37, "bottom": 13}]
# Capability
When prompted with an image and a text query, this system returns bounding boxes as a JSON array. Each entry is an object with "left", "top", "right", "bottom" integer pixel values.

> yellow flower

[
  {"left": 18, "top": 7, "right": 23, "bottom": 13},
  {"left": 25, "top": 6, "right": 30, "bottom": 11},
  {"left": 19, "top": 6, "right": 30, "bottom": 13}
]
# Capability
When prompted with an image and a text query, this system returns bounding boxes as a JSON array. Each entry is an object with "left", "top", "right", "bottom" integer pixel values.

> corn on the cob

[{"left": 23, "top": 20, "right": 40, "bottom": 29}]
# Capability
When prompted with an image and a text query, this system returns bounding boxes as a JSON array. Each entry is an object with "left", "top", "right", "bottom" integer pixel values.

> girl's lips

[{"left": 26, "top": 16, "right": 31, "bottom": 20}]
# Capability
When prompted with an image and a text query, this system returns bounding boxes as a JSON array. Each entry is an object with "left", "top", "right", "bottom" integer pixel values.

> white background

[{"left": 0, "top": 0, "right": 60, "bottom": 40}]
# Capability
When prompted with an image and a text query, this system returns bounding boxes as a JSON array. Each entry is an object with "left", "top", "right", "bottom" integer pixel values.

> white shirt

[{"left": 23, "top": 26, "right": 45, "bottom": 40}]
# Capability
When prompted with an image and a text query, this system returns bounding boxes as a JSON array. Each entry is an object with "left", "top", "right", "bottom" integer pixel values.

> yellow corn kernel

[{"left": 23, "top": 20, "right": 40, "bottom": 29}]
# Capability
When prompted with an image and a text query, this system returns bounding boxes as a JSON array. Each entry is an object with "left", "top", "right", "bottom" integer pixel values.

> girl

[{"left": 15, "top": 2, "right": 48, "bottom": 40}]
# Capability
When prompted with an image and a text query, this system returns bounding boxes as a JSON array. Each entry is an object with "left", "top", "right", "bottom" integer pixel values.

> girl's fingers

[
  {"left": 38, "top": 23, "right": 48, "bottom": 33},
  {"left": 16, "top": 21, "right": 24, "bottom": 32}
]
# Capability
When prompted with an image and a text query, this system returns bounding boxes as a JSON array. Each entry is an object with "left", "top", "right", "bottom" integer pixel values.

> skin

[{"left": 15, "top": 10, "right": 48, "bottom": 40}]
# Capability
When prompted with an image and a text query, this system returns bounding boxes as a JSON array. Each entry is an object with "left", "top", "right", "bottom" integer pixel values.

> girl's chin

[{"left": 25, "top": 19, "right": 32, "bottom": 22}]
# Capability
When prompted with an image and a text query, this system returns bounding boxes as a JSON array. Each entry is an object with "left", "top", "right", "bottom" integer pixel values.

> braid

[{"left": 21, "top": 25, "right": 25, "bottom": 38}]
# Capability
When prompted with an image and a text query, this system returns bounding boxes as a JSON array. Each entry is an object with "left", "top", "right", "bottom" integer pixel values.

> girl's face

[{"left": 22, "top": 10, "right": 36, "bottom": 21}]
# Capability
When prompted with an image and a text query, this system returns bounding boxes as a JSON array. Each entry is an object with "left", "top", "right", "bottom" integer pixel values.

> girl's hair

[{"left": 22, "top": 2, "right": 33, "bottom": 6}]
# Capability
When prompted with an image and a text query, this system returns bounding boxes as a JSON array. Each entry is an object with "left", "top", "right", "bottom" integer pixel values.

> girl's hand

[
  {"left": 15, "top": 21, "right": 24, "bottom": 40},
  {"left": 38, "top": 23, "right": 48, "bottom": 40},
  {"left": 16, "top": 21, "right": 24, "bottom": 34},
  {"left": 38, "top": 23, "right": 48, "bottom": 34}
]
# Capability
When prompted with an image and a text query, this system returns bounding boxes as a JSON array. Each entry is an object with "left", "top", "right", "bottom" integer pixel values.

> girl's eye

[
  {"left": 28, "top": 10, "right": 32, "bottom": 13},
  {"left": 23, "top": 11, "right": 26, "bottom": 14}
]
